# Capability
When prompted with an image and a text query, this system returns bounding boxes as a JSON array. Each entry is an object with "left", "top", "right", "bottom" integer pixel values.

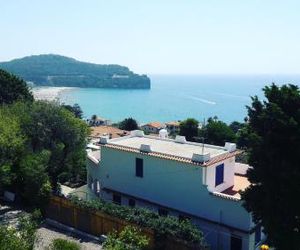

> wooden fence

[{"left": 45, "top": 196, "right": 208, "bottom": 250}]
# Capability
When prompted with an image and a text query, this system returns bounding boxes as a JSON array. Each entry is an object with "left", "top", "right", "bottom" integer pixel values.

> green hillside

[{"left": 0, "top": 54, "right": 150, "bottom": 89}]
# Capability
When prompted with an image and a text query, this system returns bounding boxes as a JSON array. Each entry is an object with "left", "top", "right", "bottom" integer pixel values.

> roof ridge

[{"left": 101, "top": 143, "right": 241, "bottom": 167}]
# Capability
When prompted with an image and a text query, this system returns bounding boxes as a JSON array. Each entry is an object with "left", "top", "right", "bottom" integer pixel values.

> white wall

[
  {"left": 205, "top": 157, "right": 235, "bottom": 193},
  {"left": 141, "top": 125, "right": 160, "bottom": 134},
  {"left": 234, "top": 163, "right": 250, "bottom": 176}
]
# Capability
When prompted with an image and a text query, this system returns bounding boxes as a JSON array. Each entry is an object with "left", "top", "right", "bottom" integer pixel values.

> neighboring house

[
  {"left": 140, "top": 122, "right": 165, "bottom": 134},
  {"left": 87, "top": 116, "right": 112, "bottom": 126},
  {"left": 86, "top": 131, "right": 264, "bottom": 250},
  {"left": 90, "top": 126, "right": 129, "bottom": 139},
  {"left": 165, "top": 121, "right": 180, "bottom": 134}
]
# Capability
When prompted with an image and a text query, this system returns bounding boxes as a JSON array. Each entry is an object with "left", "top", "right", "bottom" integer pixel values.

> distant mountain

[{"left": 0, "top": 54, "right": 150, "bottom": 89}]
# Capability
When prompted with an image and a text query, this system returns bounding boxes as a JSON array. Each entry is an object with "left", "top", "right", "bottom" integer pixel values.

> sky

[{"left": 1, "top": 0, "right": 300, "bottom": 74}]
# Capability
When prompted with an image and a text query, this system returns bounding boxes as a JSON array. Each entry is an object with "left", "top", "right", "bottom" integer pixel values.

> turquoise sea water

[{"left": 60, "top": 75, "right": 300, "bottom": 124}]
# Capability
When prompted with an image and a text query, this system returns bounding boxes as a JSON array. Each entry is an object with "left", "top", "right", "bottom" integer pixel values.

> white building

[
  {"left": 140, "top": 122, "right": 165, "bottom": 134},
  {"left": 87, "top": 116, "right": 112, "bottom": 126},
  {"left": 86, "top": 130, "right": 264, "bottom": 250},
  {"left": 165, "top": 121, "right": 180, "bottom": 134}
]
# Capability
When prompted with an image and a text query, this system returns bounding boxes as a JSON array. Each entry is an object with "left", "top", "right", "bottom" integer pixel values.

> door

[{"left": 230, "top": 235, "right": 242, "bottom": 250}]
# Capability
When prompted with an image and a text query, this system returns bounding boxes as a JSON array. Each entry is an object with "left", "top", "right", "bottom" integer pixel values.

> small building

[
  {"left": 87, "top": 116, "right": 112, "bottom": 126},
  {"left": 86, "top": 130, "right": 265, "bottom": 250},
  {"left": 165, "top": 121, "right": 180, "bottom": 134},
  {"left": 140, "top": 122, "right": 165, "bottom": 134},
  {"left": 90, "top": 126, "right": 129, "bottom": 139}
]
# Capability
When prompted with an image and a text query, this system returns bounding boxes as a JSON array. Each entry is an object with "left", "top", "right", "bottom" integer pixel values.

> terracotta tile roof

[
  {"left": 212, "top": 175, "right": 250, "bottom": 201},
  {"left": 142, "top": 122, "right": 164, "bottom": 129},
  {"left": 101, "top": 143, "right": 242, "bottom": 167},
  {"left": 90, "top": 126, "right": 129, "bottom": 139},
  {"left": 165, "top": 121, "right": 180, "bottom": 126}
]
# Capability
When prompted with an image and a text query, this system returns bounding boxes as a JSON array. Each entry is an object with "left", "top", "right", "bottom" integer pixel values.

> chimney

[
  {"left": 140, "top": 144, "right": 152, "bottom": 153},
  {"left": 99, "top": 136, "right": 109, "bottom": 145},
  {"left": 225, "top": 142, "right": 236, "bottom": 152},
  {"left": 175, "top": 135, "right": 186, "bottom": 144},
  {"left": 192, "top": 153, "right": 210, "bottom": 163}
]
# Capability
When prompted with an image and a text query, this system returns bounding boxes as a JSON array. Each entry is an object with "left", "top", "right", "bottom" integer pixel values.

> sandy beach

[{"left": 32, "top": 87, "right": 76, "bottom": 101}]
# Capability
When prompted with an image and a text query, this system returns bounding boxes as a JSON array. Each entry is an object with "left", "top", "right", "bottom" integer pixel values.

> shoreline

[{"left": 32, "top": 86, "right": 77, "bottom": 101}]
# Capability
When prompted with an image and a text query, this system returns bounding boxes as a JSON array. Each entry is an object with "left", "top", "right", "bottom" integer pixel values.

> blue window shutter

[{"left": 215, "top": 163, "right": 224, "bottom": 186}]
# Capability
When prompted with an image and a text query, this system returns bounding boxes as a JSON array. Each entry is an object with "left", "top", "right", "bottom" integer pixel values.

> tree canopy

[
  {"left": 0, "top": 69, "right": 33, "bottom": 104},
  {"left": 241, "top": 84, "right": 300, "bottom": 249},
  {"left": 179, "top": 118, "right": 199, "bottom": 141},
  {"left": 119, "top": 117, "right": 138, "bottom": 131},
  {"left": 199, "top": 117, "right": 236, "bottom": 146},
  {"left": 62, "top": 103, "right": 83, "bottom": 119},
  {"left": 0, "top": 101, "right": 90, "bottom": 205}
]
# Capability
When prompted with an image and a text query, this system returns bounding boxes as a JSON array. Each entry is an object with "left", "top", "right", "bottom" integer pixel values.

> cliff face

[{"left": 0, "top": 54, "right": 150, "bottom": 89}]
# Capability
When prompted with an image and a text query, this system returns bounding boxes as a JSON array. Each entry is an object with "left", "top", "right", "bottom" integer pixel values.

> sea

[{"left": 59, "top": 75, "right": 300, "bottom": 124}]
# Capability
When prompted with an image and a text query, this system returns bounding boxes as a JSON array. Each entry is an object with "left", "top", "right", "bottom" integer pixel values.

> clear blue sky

[{"left": 1, "top": 0, "right": 300, "bottom": 74}]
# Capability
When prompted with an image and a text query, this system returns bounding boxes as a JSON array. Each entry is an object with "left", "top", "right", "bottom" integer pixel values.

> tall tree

[
  {"left": 229, "top": 121, "right": 245, "bottom": 133},
  {"left": 0, "top": 69, "right": 33, "bottom": 104},
  {"left": 0, "top": 109, "right": 25, "bottom": 192},
  {"left": 119, "top": 117, "right": 138, "bottom": 131},
  {"left": 179, "top": 118, "right": 199, "bottom": 141},
  {"left": 241, "top": 84, "right": 300, "bottom": 249},
  {"left": 9, "top": 101, "right": 90, "bottom": 193},
  {"left": 200, "top": 117, "right": 236, "bottom": 146}
]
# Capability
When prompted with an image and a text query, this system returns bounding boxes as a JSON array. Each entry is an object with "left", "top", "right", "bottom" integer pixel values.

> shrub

[
  {"left": 103, "top": 226, "right": 149, "bottom": 250},
  {"left": 0, "top": 210, "right": 42, "bottom": 250},
  {"left": 68, "top": 196, "right": 205, "bottom": 245},
  {"left": 50, "top": 238, "right": 80, "bottom": 250}
]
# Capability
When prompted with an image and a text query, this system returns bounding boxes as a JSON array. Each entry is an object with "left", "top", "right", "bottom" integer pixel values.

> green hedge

[
  {"left": 68, "top": 195, "right": 205, "bottom": 245},
  {"left": 50, "top": 238, "right": 80, "bottom": 250}
]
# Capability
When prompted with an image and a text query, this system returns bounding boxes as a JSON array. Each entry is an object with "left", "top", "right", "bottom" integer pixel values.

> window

[
  {"left": 136, "top": 158, "right": 143, "bottom": 177},
  {"left": 215, "top": 163, "right": 224, "bottom": 186},
  {"left": 113, "top": 194, "right": 121, "bottom": 205},
  {"left": 255, "top": 225, "right": 261, "bottom": 244},
  {"left": 128, "top": 198, "right": 136, "bottom": 208},
  {"left": 158, "top": 208, "right": 168, "bottom": 217},
  {"left": 230, "top": 235, "right": 242, "bottom": 250}
]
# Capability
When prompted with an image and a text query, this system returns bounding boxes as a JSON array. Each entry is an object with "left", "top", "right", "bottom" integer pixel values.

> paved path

[{"left": 35, "top": 223, "right": 102, "bottom": 250}]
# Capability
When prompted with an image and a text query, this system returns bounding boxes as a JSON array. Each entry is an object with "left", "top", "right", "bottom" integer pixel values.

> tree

[
  {"left": 15, "top": 101, "right": 90, "bottom": 191},
  {"left": 0, "top": 69, "right": 33, "bottom": 104},
  {"left": 119, "top": 117, "right": 138, "bottom": 131},
  {"left": 62, "top": 103, "right": 83, "bottom": 119},
  {"left": 179, "top": 118, "right": 199, "bottom": 141},
  {"left": 18, "top": 151, "right": 52, "bottom": 206},
  {"left": 104, "top": 226, "right": 149, "bottom": 250},
  {"left": 200, "top": 117, "right": 236, "bottom": 146},
  {"left": 241, "top": 84, "right": 300, "bottom": 249},
  {"left": 0, "top": 108, "right": 25, "bottom": 192},
  {"left": 229, "top": 121, "right": 245, "bottom": 133},
  {"left": 1, "top": 101, "right": 90, "bottom": 202}
]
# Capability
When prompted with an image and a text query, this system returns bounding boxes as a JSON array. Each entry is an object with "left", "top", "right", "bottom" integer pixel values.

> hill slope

[{"left": 0, "top": 54, "right": 150, "bottom": 89}]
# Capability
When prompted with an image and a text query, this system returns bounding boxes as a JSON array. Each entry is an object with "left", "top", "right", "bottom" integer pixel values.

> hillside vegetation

[{"left": 0, "top": 54, "right": 150, "bottom": 89}]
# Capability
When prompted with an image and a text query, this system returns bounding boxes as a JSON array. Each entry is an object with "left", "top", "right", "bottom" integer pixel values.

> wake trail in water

[{"left": 185, "top": 95, "right": 217, "bottom": 105}]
